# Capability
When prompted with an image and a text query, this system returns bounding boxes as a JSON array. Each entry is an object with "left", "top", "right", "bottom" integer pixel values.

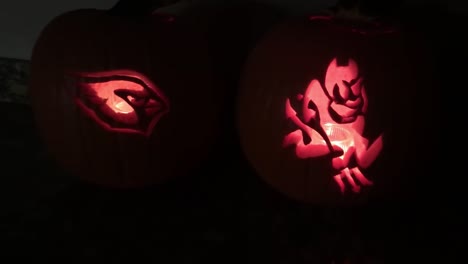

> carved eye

[
  {"left": 343, "top": 80, "right": 352, "bottom": 88},
  {"left": 307, "top": 100, "right": 318, "bottom": 111},
  {"left": 127, "top": 94, "right": 146, "bottom": 106},
  {"left": 333, "top": 84, "right": 346, "bottom": 104},
  {"left": 114, "top": 89, "right": 150, "bottom": 109}
]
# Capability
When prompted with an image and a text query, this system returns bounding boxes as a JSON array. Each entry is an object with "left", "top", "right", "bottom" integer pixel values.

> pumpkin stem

[
  {"left": 327, "top": 0, "right": 375, "bottom": 22},
  {"left": 108, "top": 0, "right": 180, "bottom": 17}
]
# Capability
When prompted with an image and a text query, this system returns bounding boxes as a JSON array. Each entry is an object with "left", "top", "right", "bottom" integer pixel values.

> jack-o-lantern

[
  {"left": 237, "top": 14, "right": 438, "bottom": 205},
  {"left": 29, "top": 1, "right": 224, "bottom": 188}
]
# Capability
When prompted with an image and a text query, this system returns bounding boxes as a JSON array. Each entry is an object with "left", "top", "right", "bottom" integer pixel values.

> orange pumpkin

[
  {"left": 29, "top": 2, "right": 224, "bottom": 188},
  {"left": 237, "top": 14, "right": 438, "bottom": 205}
]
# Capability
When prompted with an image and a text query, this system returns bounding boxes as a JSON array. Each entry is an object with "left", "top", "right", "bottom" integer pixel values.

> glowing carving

[
  {"left": 283, "top": 58, "right": 383, "bottom": 194},
  {"left": 72, "top": 70, "right": 169, "bottom": 136}
]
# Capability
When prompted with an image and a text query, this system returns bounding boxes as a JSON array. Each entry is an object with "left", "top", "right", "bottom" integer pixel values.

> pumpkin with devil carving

[
  {"left": 237, "top": 15, "right": 438, "bottom": 205},
  {"left": 29, "top": 5, "right": 223, "bottom": 188}
]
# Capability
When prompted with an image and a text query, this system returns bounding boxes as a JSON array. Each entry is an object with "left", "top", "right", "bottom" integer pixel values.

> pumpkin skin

[
  {"left": 29, "top": 9, "right": 222, "bottom": 188},
  {"left": 237, "top": 16, "right": 438, "bottom": 205}
]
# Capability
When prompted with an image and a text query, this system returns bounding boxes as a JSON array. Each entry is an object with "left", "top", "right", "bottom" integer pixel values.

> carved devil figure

[
  {"left": 283, "top": 58, "right": 383, "bottom": 194},
  {"left": 237, "top": 14, "right": 439, "bottom": 205}
]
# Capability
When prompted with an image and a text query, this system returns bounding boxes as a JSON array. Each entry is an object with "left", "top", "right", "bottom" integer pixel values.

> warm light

[
  {"left": 114, "top": 100, "right": 133, "bottom": 114},
  {"left": 283, "top": 58, "right": 383, "bottom": 194},
  {"left": 72, "top": 69, "right": 169, "bottom": 136},
  {"left": 322, "top": 123, "right": 353, "bottom": 156},
  {"left": 90, "top": 79, "right": 144, "bottom": 115}
]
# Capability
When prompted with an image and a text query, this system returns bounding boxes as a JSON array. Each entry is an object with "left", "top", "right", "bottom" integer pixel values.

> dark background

[
  {"left": 0, "top": 0, "right": 465, "bottom": 262},
  {"left": 0, "top": 0, "right": 467, "bottom": 59}
]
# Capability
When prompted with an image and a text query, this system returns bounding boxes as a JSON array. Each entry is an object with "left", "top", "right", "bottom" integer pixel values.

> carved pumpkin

[
  {"left": 29, "top": 4, "right": 223, "bottom": 188},
  {"left": 237, "top": 15, "right": 438, "bottom": 205}
]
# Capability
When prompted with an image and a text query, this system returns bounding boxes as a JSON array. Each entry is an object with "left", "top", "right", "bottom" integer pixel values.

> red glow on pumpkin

[
  {"left": 283, "top": 58, "right": 383, "bottom": 194},
  {"left": 72, "top": 70, "right": 169, "bottom": 137},
  {"left": 91, "top": 80, "right": 143, "bottom": 115}
]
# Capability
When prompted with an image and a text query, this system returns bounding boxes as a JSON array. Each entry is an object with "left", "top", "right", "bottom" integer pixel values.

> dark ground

[{"left": 0, "top": 102, "right": 465, "bottom": 263}]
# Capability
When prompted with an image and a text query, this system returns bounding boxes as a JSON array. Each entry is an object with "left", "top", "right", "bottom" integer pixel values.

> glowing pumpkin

[
  {"left": 237, "top": 15, "right": 438, "bottom": 205},
  {"left": 29, "top": 3, "right": 223, "bottom": 188}
]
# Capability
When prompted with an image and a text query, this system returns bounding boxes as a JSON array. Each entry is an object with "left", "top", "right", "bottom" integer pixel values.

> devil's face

[
  {"left": 73, "top": 70, "right": 169, "bottom": 136},
  {"left": 325, "top": 58, "right": 367, "bottom": 124}
]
